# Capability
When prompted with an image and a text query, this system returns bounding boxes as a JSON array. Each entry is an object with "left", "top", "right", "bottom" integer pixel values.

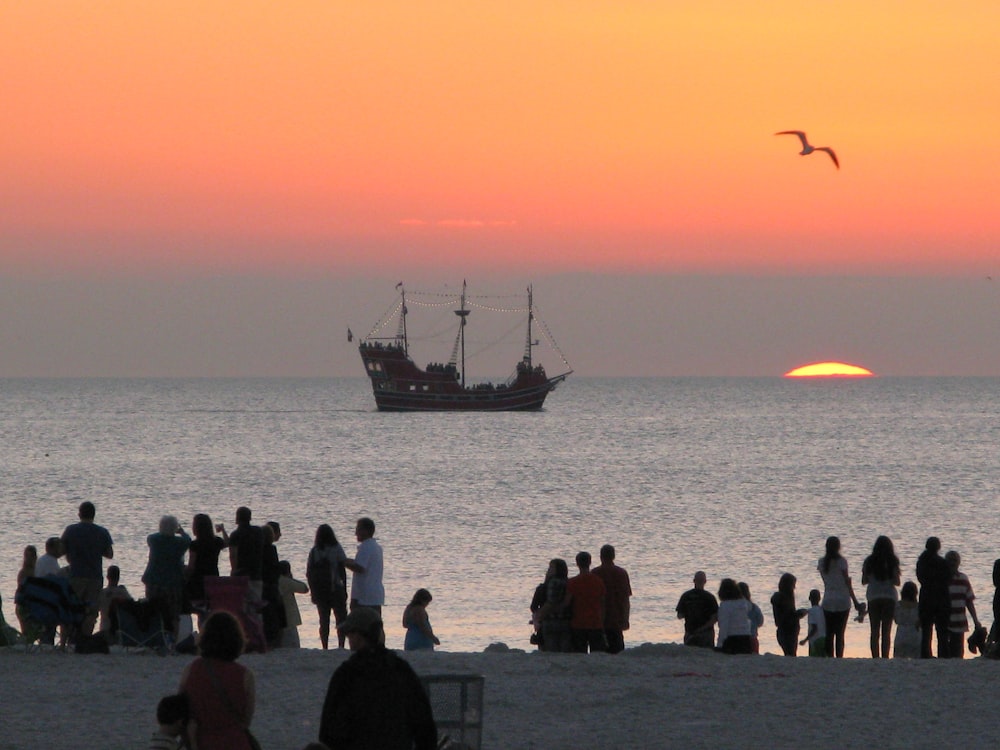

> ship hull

[{"left": 359, "top": 342, "right": 567, "bottom": 412}]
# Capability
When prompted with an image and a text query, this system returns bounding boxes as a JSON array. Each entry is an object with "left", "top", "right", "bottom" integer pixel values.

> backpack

[{"left": 307, "top": 548, "right": 334, "bottom": 602}]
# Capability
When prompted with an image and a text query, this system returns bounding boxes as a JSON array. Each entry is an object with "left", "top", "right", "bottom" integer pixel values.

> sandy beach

[{"left": 3, "top": 642, "right": 999, "bottom": 749}]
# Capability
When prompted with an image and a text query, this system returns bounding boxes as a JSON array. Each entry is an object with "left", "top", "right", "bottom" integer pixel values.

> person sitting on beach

[
  {"left": 566, "top": 551, "right": 608, "bottom": 653},
  {"left": 148, "top": 693, "right": 189, "bottom": 750},
  {"left": 277, "top": 559, "right": 309, "bottom": 648},
  {"left": 592, "top": 544, "right": 632, "bottom": 654},
  {"left": 771, "top": 573, "right": 806, "bottom": 657},
  {"left": 318, "top": 607, "right": 437, "bottom": 750},
  {"left": 893, "top": 581, "right": 921, "bottom": 658},
  {"left": 178, "top": 610, "right": 257, "bottom": 750},
  {"left": 34, "top": 537, "right": 65, "bottom": 579},
  {"left": 716, "top": 578, "right": 752, "bottom": 654},
  {"left": 862, "top": 535, "right": 901, "bottom": 659},
  {"left": 402, "top": 588, "right": 440, "bottom": 651},
  {"left": 945, "top": 550, "right": 981, "bottom": 658},
  {"left": 800, "top": 589, "right": 827, "bottom": 657},
  {"left": 738, "top": 582, "right": 765, "bottom": 654},
  {"left": 98, "top": 564, "right": 133, "bottom": 636},
  {"left": 676, "top": 571, "right": 718, "bottom": 648}
]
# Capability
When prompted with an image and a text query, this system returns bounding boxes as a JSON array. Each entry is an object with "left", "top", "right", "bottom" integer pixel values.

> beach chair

[
  {"left": 14, "top": 576, "right": 86, "bottom": 648},
  {"left": 201, "top": 576, "right": 268, "bottom": 653},
  {"left": 115, "top": 599, "right": 170, "bottom": 653}
]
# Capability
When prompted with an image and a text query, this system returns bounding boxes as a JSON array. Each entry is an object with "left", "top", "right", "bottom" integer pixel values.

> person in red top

[
  {"left": 566, "top": 551, "right": 607, "bottom": 653},
  {"left": 592, "top": 544, "right": 633, "bottom": 654}
]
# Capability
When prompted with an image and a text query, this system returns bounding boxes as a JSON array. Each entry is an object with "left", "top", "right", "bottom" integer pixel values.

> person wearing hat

[{"left": 318, "top": 608, "right": 437, "bottom": 749}]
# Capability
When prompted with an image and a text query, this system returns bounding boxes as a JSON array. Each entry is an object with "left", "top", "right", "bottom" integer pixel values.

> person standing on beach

[
  {"left": 771, "top": 573, "right": 806, "bottom": 656},
  {"left": 345, "top": 517, "right": 384, "bottom": 616},
  {"left": 817, "top": 536, "right": 861, "bottom": 658},
  {"left": 566, "top": 551, "right": 607, "bottom": 653},
  {"left": 861, "top": 535, "right": 901, "bottom": 659},
  {"left": 142, "top": 514, "right": 191, "bottom": 643},
  {"left": 307, "top": 524, "right": 350, "bottom": 649},
  {"left": 592, "top": 544, "right": 632, "bottom": 654},
  {"left": 944, "top": 550, "right": 981, "bottom": 658},
  {"left": 800, "top": 589, "right": 827, "bottom": 657},
  {"left": 676, "top": 571, "right": 718, "bottom": 648},
  {"left": 916, "top": 536, "right": 951, "bottom": 658},
  {"left": 61, "top": 501, "right": 114, "bottom": 638},
  {"left": 538, "top": 558, "right": 573, "bottom": 652},
  {"left": 229, "top": 506, "right": 264, "bottom": 599}
]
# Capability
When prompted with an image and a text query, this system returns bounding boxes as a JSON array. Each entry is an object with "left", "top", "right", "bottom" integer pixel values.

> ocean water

[{"left": 2, "top": 376, "right": 999, "bottom": 657}]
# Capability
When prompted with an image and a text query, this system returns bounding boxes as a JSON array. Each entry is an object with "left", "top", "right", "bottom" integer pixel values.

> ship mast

[
  {"left": 454, "top": 280, "right": 470, "bottom": 388},
  {"left": 523, "top": 285, "right": 534, "bottom": 367},
  {"left": 398, "top": 284, "right": 408, "bottom": 357}
]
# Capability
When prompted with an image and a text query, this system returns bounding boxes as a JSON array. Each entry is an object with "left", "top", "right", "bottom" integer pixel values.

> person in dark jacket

[
  {"left": 916, "top": 536, "right": 952, "bottom": 658},
  {"left": 318, "top": 608, "right": 436, "bottom": 750}
]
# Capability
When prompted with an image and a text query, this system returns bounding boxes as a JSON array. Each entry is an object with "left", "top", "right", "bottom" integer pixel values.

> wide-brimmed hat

[{"left": 337, "top": 607, "right": 382, "bottom": 634}]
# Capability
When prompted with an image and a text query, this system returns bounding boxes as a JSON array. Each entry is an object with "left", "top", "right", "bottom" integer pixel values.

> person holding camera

[{"left": 142, "top": 514, "right": 191, "bottom": 644}]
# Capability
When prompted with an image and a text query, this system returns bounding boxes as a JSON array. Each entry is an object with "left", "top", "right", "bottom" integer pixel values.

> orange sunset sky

[{"left": 2, "top": 2, "right": 999, "bottom": 377}]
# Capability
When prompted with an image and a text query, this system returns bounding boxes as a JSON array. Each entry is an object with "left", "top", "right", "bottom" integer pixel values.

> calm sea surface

[{"left": 2, "top": 377, "right": 999, "bottom": 657}]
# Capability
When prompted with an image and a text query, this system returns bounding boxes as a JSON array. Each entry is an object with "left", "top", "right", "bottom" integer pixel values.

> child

[
  {"left": 799, "top": 589, "right": 827, "bottom": 657},
  {"left": 278, "top": 560, "right": 309, "bottom": 648},
  {"left": 945, "top": 550, "right": 981, "bottom": 658},
  {"left": 98, "top": 565, "right": 133, "bottom": 636},
  {"left": 893, "top": 581, "right": 921, "bottom": 658},
  {"left": 148, "top": 693, "right": 189, "bottom": 750}
]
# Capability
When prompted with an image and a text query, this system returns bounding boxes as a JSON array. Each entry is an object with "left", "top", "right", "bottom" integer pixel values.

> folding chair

[
  {"left": 201, "top": 576, "right": 268, "bottom": 653},
  {"left": 14, "top": 576, "right": 86, "bottom": 649},
  {"left": 115, "top": 599, "right": 169, "bottom": 653}
]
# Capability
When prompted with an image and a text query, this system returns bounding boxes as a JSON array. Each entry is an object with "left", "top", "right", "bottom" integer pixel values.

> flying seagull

[{"left": 775, "top": 130, "right": 839, "bottom": 169}]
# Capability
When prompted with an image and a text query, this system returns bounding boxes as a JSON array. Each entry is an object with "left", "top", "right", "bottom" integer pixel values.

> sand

[{"left": 3, "top": 642, "right": 999, "bottom": 749}]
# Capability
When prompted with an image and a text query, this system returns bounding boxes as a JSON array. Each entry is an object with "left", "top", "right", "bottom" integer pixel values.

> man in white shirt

[{"left": 345, "top": 517, "right": 384, "bottom": 615}]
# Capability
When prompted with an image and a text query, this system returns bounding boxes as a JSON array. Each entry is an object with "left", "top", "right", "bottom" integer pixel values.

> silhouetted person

[
  {"left": 592, "top": 544, "right": 632, "bottom": 654},
  {"left": 676, "top": 571, "right": 718, "bottom": 648},
  {"left": 318, "top": 608, "right": 436, "bottom": 750},
  {"left": 916, "top": 536, "right": 951, "bottom": 658},
  {"left": 61, "top": 501, "right": 114, "bottom": 638},
  {"left": 566, "top": 551, "right": 607, "bottom": 653}
]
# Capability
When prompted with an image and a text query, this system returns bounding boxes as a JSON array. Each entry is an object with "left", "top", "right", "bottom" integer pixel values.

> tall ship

[{"left": 358, "top": 282, "right": 572, "bottom": 411}]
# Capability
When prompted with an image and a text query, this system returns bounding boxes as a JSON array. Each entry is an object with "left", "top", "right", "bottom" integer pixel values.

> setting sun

[{"left": 784, "top": 362, "right": 875, "bottom": 378}]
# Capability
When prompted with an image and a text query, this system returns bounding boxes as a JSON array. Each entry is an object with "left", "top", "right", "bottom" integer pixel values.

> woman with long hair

[
  {"left": 716, "top": 578, "right": 752, "bottom": 654},
  {"left": 186, "top": 513, "right": 228, "bottom": 617},
  {"left": 817, "top": 536, "right": 861, "bottom": 658},
  {"left": 307, "top": 524, "right": 349, "bottom": 649},
  {"left": 179, "top": 610, "right": 257, "bottom": 750},
  {"left": 402, "top": 588, "right": 440, "bottom": 651},
  {"left": 862, "top": 535, "right": 901, "bottom": 658},
  {"left": 538, "top": 558, "right": 572, "bottom": 652},
  {"left": 770, "top": 572, "right": 806, "bottom": 656}
]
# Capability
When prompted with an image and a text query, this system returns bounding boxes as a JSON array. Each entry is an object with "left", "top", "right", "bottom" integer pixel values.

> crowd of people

[
  {"left": 668, "top": 534, "right": 993, "bottom": 661},
  {"left": 527, "top": 533, "right": 998, "bottom": 663},
  {"left": 6, "top": 502, "right": 447, "bottom": 659},
  {"left": 5, "top": 501, "right": 444, "bottom": 750}
]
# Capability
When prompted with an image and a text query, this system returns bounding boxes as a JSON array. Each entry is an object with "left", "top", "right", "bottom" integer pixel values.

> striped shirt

[{"left": 948, "top": 572, "right": 975, "bottom": 633}]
